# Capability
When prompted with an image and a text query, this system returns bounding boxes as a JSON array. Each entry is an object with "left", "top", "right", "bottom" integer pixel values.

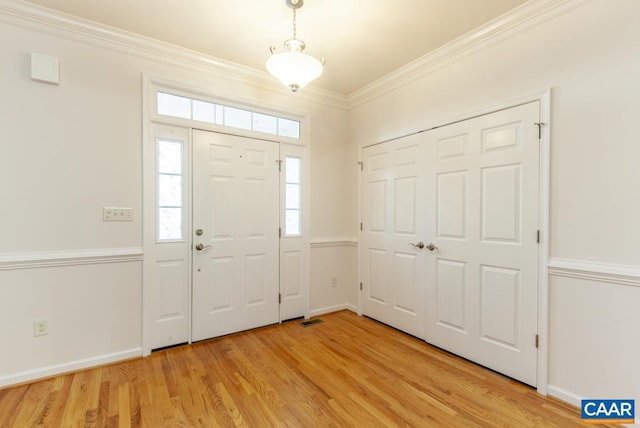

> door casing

[
  {"left": 357, "top": 91, "right": 551, "bottom": 394},
  {"left": 142, "top": 76, "right": 311, "bottom": 354}
]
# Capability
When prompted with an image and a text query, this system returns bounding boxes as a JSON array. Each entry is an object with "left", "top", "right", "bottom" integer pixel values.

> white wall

[
  {"left": 0, "top": 262, "right": 142, "bottom": 384},
  {"left": 309, "top": 243, "right": 358, "bottom": 316},
  {"left": 349, "top": 0, "right": 639, "bottom": 407},
  {"left": 548, "top": 275, "right": 640, "bottom": 405},
  {"left": 308, "top": 100, "right": 359, "bottom": 314},
  {"left": 0, "top": 2, "right": 353, "bottom": 385}
]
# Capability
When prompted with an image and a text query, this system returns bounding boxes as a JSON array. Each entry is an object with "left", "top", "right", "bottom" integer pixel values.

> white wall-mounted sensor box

[{"left": 31, "top": 52, "right": 59, "bottom": 85}]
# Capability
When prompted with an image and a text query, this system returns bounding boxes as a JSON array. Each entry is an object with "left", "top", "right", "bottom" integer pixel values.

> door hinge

[
  {"left": 277, "top": 159, "right": 283, "bottom": 172},
  {"left": 360, "top": 222, "right": 363, "bottom": 231},
  {"left": 536, "top": 230, "right": 540, "bottom": 243},
  {"left": 279, "top": 227, "right": 282, "bottom": 238},
  {"left": 279, "top": 293, "right": 281, "bottom": 304},
  {"left": 359, "top": 282, "right": 363, "bottom": 291},
  {"left": 535, "top": 334, "right": 539, "bottom": 348},
  {"left": 357, "top": 161, "right": 363, "bottom": 171},
  {"left": 534, "top": 122, "right": 545, "bottom": 139}
]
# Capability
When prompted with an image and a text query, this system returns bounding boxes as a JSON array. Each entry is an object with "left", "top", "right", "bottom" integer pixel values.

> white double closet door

[{"left": 361, "top": 102, "right": 540, "bottom": 386}]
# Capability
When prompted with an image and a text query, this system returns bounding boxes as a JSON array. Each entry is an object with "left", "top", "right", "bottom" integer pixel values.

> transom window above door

[{"left": 157, "top": 92, "right": 300, "bottom": 139}]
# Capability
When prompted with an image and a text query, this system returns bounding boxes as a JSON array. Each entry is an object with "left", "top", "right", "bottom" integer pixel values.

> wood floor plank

[
  {"left": 8, "top": 381, "right": 50, "bottom": 427},
  {"left": 40, "top": 374, "right": 74, "bottom": 427},
  {"left": 0, "top": 311, "right": 622, "bottom": 427}
]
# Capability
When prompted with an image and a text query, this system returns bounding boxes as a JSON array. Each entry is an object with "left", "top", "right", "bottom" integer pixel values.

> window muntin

[
  {"left": 157, "top": 92, "right": 300, "bottom": 139},
  {"left": 284, "top": 156, "right": 302, "bottom": 236},
  {"left": 157, "top": 139, "right": 184, "bottom": 241}
]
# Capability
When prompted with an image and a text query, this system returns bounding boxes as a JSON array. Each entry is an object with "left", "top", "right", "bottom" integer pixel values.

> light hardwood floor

[{"left": 0, "top": 310, "right": 617, "bottom": 427}]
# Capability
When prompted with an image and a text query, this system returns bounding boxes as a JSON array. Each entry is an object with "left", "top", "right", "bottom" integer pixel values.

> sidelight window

[
  {"left": 157, "top": 138, "right": 184, "bottom": 241},
  {"left": 284, "top": 156, "right": 302, "bottom": 236}
]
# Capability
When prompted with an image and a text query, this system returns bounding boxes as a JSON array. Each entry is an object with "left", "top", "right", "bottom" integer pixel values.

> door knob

[
  {"left": 409, "top": 241, "right": 425, "bottom": 249},
  {"left": 195, "top": 243, "right": 212, "bottom": 251},
  {"left": 425, "top": 243, "right": 438, "bottom": 251}
]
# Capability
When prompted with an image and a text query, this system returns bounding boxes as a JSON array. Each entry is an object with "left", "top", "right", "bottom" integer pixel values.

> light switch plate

[{"left": 103, "top": 207, "right": 133, "bottom": 222}]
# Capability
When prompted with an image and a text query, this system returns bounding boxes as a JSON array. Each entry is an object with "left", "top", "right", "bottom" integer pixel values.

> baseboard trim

[
  {"left": 547, "top": 385, "right": 582, "bottom": 407},
  {"left": 344, "top": 303, "right": 358, "bottom": 313},
  {"left": 309, "top": 303, "right": 357, "bottom": 318},
  {"left": 0, "top": 347, "right": 142, "bottom": 388},
  {"left": 0, "top": 247, "right": 143, "bottom": 271},
  {"left": 548, "top": 258, "right": 640, "bottom": 288}
]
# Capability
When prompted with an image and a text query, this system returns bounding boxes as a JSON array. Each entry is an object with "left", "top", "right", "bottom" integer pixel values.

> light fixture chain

[{"left": 292, "top": 5, "right": 297, "bottom": 39}]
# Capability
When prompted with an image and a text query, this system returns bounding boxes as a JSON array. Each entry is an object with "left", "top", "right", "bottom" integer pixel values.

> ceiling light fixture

[{"left": 266, "top": 0, "right": 324, "bottom": 92}]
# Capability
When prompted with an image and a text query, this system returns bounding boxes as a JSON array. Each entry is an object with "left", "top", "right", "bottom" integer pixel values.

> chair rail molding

[
  {"left": 0, "top": 247, "right": 143, "bottom": 271},
  {"left": 548, "top": 258, "right": 640, "bottom": 288},
  {"left": 310, "top": 239, "right": 357, "bottom": 249}
]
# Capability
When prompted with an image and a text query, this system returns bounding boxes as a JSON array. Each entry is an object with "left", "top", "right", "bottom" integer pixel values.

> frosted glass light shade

[{"left": 266, "top": 42, "right": 324, "bottom": 92}]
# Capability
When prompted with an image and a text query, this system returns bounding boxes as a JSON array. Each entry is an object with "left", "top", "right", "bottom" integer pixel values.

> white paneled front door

[
  {"left": 191, "top": 130, "right": 280, "bottom": 341},
  {"left": 425, "top": 102, "right": 540, "bottom": 386},
  {"left": 361, "top": 134, "right": 429, "bottom": 339}
]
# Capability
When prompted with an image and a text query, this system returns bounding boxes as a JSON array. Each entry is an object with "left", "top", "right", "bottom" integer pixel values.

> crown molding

[
  {"left": 0, "top": 0, "right": 591, "bottom": 111},
  {"left": 348, "top": 0, "right": 593, "bottom": 108},
  {"left": 0, "top": 0, "right": 348, "bottom": 110}
]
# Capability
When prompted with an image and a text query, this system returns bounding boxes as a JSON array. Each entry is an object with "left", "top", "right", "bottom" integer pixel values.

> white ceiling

[{"left": 23, "top": 0, "right": 528, "bottom": 95}]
